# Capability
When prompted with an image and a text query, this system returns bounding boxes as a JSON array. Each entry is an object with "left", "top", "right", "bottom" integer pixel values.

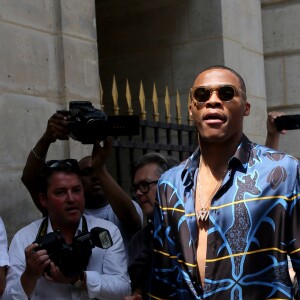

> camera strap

[{"left": 36, "top": 215, "right": 89, "bottom": 239}]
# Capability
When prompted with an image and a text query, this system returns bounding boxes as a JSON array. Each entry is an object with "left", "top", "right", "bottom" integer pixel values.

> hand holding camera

[
  {"left": 33, "top": 227, "right": 113, "bottom": 278},
  {"left": 24, "top": 243, "right": 51, "bottom": 280},
  {"left": 42, "top": 112, "right": 71, "bottom": 143},
  {"left": 43, "top": 261, "right": 82, "bottom": 285}
]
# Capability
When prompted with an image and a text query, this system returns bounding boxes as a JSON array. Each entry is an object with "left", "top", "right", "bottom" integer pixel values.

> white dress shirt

[
  {"left": 3, "top": 214, "right": 131, "bottom": 300},
  {"left": 0, "top": 217, "right": 9, "bottom": 268},
  {"left": 84, "top": 200, "right": 143, "bottom": 257}
]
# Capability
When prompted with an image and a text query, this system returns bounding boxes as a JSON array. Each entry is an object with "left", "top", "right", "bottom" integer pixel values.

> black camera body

[
  {"left": 34, "top": 227, "right": 113, "bottom": 277},
  {"left": 275, "top": 114, "right": 300, "bottom": 131},
  {"left": 58, "top": 101, "right": 140, "bottom": 144}
]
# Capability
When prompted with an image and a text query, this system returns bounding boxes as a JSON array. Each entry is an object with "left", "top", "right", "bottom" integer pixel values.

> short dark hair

[
  {"left": 38, "top": 159, "right": 82, "bottom": 194},
  {"left": 197, "top": 65, "right": 247, "bottom": 99},
  {"left": 78, "top": 156, "right": 91, "bottom": 168},
  {"left": 131, "top": 153, "right": 179, "bottom": 181}
]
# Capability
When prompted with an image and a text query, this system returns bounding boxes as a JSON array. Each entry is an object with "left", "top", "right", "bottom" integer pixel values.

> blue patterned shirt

[{"left": 147, "top": 135, "right": 300, "bottom": 299}]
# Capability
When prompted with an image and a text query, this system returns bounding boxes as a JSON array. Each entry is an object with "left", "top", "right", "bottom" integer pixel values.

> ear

[
  {"left": 243, "top": 101, "right": 251, "bottom": 116},
  {"left": 39, "top": 193, "right": 48, "bottom": 210}
]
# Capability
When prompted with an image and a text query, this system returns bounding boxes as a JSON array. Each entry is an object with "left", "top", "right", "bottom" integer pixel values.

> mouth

[
  {"left": 92, "top": 183, "right": 102, "bottom": 190},
  {"left": 203, "top": 112, "right": 227, "bottom": 125},
  {"left": 65, "top": 206, "right": 79, "bottom": 213},
  {"left": 138, "top": 199, "right": 149, "bottom": 206}
]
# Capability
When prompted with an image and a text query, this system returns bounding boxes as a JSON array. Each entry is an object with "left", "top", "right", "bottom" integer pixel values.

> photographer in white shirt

[{"left": 3, "top": 159, "right": 130, "bottom": 300}]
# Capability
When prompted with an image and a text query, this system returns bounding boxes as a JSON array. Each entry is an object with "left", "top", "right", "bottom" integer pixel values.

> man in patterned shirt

[{"left": 147, "top": 65, "right": 300, "bottom": 299}]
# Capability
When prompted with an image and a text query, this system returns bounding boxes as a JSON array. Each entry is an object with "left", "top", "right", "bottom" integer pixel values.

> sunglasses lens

[
  {"left": 46, "top": 160, "right": 60, "bottom": 168},
  {"left": 218, "top": 86, "right": 235, "bottom": 101},
  {"left": 46, "top": 159, "right": 78, "bottom": 169},
  {"left": 193, "top": 88, "right": 211, "bottom": 102}
]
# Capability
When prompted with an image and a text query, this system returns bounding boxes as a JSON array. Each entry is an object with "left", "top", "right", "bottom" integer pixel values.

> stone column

[
  {"left": 0, "top": 0, "right": 100, "bottom": 240},
  {"left": 220, "top": 0, "right": 267, "bottom": 144},
  {"left": 262, "top": 0, "right": 300, "bottom": 158}
]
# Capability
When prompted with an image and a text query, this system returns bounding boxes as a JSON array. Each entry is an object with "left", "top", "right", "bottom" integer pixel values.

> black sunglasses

[
  {"left": 45, "top": 159, "right": 79, "bottom": 169},
  {"left": 131, "top": 180, "right": 158, "bottom": 197},
  {"left": 190, "top": 85, "right": 245, "bottom": 103}
]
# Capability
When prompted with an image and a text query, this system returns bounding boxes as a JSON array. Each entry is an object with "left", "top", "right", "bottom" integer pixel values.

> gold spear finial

[
  {"left": 152, "top": 83, "right": 159, "bottom": 121},
  {"left": 165, "top": 85, "right": 171, "bottom": 123},
  {"left": 126, "top": 79, "right": 133, "bottom": 115},
  {"left": 176, "top": 90, "right": 182, "bottom": 125},
  {"left": 112, "top": 75, "right": 119, "bottom": 115},
  {"left": 139, "top": 80, "right": 147, "bottom": 120}
]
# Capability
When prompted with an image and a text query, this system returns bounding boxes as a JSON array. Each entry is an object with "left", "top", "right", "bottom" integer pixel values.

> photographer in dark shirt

[{"left": 124, "top": 153, "right": 179, "bottom": 300}]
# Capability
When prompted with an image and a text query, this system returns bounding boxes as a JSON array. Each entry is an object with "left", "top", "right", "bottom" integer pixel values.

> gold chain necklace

[{"left": 195, "top": 158, "right": 227, "bottom": 222}]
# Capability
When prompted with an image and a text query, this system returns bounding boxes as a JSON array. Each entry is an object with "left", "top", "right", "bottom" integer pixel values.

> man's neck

[
  {"left": 50, "top": 220, "right": 80, "bottom": 244},
  {"left": 199, "top": 134, "right": 242, "bottom": 171}
]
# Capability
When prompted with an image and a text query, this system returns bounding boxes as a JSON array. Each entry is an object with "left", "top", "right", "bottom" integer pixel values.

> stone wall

[
  {"left": 262, "top": 0, "right": 300, "bottom": 158},
  {"left": 0, "top": 0, "right": 100, "bottom": 240},
  {"left": 221, "top": 1, "right": 267, "bottom": 145}
]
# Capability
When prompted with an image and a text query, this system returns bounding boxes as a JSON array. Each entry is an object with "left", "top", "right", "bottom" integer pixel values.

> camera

[
  {"left": 58, "top": 101, "right": 140, "bottom": 144},
  {"left": 33, "top": 227, "right": 113, "bottom": 277},
  {"left": 275, "top": 114, "right": 300, "bottom": 131}
]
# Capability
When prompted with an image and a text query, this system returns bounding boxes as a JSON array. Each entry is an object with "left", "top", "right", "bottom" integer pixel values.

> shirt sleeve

[
  {"left": 0, "top": 217, "right": 10, "bottom": 268},
  {"left": 290, "top": 161, "right": 300, "bottom": 296},
  {"left": 128, "top": 224, "right": 153, "bottom": 294},
  {"left": 2, "top": 231, "right": 30, "bottom": 300},
  {"left": 147, "top": 181, "right": 174, "bottom": 298},
  {"left": 85, "top": 221, "right": 131, "bottom": 299},
  {"left": 107, "top": 200, "right": 144, "bottom": 258},
  {"left": 132, "top": 200, "right": 144, "bottom": 225}
]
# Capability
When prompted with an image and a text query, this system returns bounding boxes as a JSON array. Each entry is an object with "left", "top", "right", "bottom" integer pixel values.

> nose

[
  {"left": 91, "top": 174, "right": 98, "bottom": 182},
  {"left": 66, "top": 191, "right": 75, "bottom": 202},
  {"left": 134, "top": 188, "right": 144, "bottom": 198},
  {"left": 89, "top": 170, "right": 99, "bottom": 182},
  {"left": 205, "top": 90, "right": 222, "bottom": 108}
]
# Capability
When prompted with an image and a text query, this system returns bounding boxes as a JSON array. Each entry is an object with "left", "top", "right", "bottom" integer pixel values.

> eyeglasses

[
  {"left": 45, "top": 159, "right": 79, "bottom": 169},
  {"left": 131, "top": 180, "right": 158, "bottom": 197},
  {"left": 190, "top": 85, "right": 245, "bottom": 103}
]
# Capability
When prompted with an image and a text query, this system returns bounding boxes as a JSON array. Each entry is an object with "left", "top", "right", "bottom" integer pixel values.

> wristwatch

[{"left": 71, "top": 272, "right": 85, "bottom": 288}]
